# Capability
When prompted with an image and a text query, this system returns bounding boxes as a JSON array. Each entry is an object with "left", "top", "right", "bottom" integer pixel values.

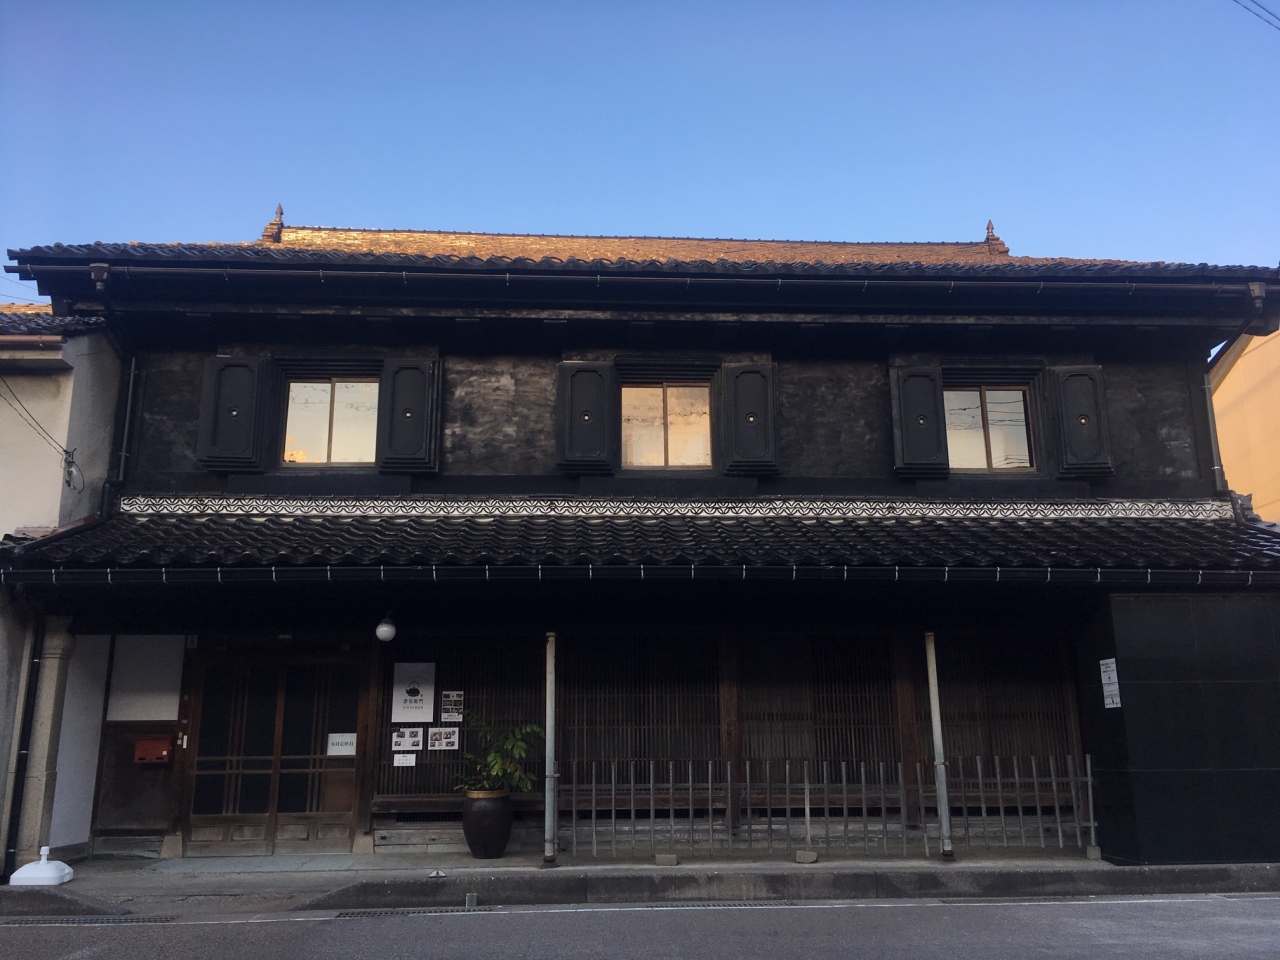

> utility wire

[
  {"left": 1248, "top": 0, "right": 1280, "bottom": 24},
  {"left": 0, "top": 375, "right": 68, "bottom": 453},
  {"left": 0, "top": 389, "right": 67, "bottom": 460},
  {"left": 1230, "top": 0, "right": 1280, "bottom": 31}
]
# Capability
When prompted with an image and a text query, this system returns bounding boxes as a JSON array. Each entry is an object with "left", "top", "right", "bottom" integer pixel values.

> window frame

[
  {"left": 943, "top": 383, "right": 1037, "bottom": 474},
  {"left": 280, "top": 376, "right": 381, "bottom": 468},
  {"left": 619, "top": 380, "right": 715, "bottom": 472}
]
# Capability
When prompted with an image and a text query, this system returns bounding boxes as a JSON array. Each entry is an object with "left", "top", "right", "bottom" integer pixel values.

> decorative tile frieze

[{"left": 118, "top": 495, "right": 1236, "bottom": 522}]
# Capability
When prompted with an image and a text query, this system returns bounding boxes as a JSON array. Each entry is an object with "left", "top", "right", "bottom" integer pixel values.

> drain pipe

[
  {"left": 2, "top": 617, "right": 45, "bottom": 882},
  {"left": 925, "top": 631, "right": 954, "bottom": 860},
  {"left": 543, "top": 631, "right": 557, "bottom": 865}
]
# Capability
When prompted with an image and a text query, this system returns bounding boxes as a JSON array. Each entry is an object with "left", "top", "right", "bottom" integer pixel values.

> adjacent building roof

[
  {"left": 6, "top": 497, "right": 1280, "bottom": 582},
  {"left": 0, "top": 302, "right": 104, "bottom": 336},
  {"left": 8, "top": 211, "right": 1278, "bottom": 280}
]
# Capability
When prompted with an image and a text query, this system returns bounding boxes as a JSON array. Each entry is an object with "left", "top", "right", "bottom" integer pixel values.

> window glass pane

[
  {"left": 330, "top": 381, "right": 379, "bottom": 463},
  {"left": 622, "top": 386, "right": 666, "bottom": 467},
  {"left": 944, "top": 390, "right": 987, "bottom": 469},
  {"left": 666, "top": 385, "right": 712, "bottom": 467},
  {"left": 284, "top": 382, "right": 332, "bottom": 463},
  {"left": 985, "top": 390, "right": 1032, "bottom": 469}
]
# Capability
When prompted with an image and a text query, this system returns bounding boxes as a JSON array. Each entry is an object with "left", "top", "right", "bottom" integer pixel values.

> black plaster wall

[
  {"left": 119, "top": 342, "right": 1218, "bottom": 498},
  {"left": 775, "top": 361, "right": 893, "bottom": 477},
  {"left": 440, "top": 356, "right": 559, "bottom": 476},
  {"left": 1077, "top": 594, "right": 1280, "bottom": 864},
  {"left": 130, "top": 351, "right": 206, "bottom": 489},
  {"left": 1102, "top": 363, "right": 1201, "bottom": 482}
]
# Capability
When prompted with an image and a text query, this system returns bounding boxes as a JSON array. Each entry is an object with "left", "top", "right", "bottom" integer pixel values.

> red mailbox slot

[{"left": 134, "top": 736, "right": 173, "bottom": 765}]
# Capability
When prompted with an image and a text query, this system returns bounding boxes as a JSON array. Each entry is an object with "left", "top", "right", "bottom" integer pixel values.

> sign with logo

[
  {"left": 441, "top": 690, "right": 464, "bottom": 723},
  {"left": 392, "top": 727, "right": 424, "bottom": 751},
  {"left": 1099, "top": 658, "right": 1121, "bottom": 709},
  {"left": 326, "top": 733, "right": 357, "bottom": 756},
  {"left": 391, "top": 663, "right": 435, "bottom": 723},
  {"left": 427, "top": 727, "right": 459, "bottom": 751}
]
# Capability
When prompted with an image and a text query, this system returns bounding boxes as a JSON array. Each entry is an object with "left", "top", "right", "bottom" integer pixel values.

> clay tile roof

[
  {"left": 10, "top": 213, "right": 1278, "bottom": 279},
  {"left": 0, "top": 303, "right": 104, "bottom": 336}
]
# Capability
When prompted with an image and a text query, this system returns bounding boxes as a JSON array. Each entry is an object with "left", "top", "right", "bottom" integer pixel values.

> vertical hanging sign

[
  {"left": 391, "top": 663, "right": 436, "bottom": 723},
  {"left": 1099, "top": 658, "right": 1121, "bottom": 709}
]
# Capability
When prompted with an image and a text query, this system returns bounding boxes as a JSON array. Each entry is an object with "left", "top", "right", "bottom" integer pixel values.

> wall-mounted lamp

[{"left": 376, "top": 616, "right": 397, "bottom": 642}]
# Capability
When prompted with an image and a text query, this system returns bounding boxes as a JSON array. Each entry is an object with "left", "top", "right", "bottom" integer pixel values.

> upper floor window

[
  {"left": 283, "top": 379, "right": 379, "bottom": 464},
  {"left": 944, "top": 386, "right": 1033, "bottom": 471},
  {"left": 621, "top": 383, "right": 712, "bottom": 468}
]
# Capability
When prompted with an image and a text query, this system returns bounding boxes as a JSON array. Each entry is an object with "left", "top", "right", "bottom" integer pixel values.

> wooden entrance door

[{"left": 185, "top": 653, "right": 364, "bottom": 856}]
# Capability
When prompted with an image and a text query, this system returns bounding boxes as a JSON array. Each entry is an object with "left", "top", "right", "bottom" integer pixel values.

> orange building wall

[{"left": 1211, "top": 333, "right": 1280, "bottom": 521}]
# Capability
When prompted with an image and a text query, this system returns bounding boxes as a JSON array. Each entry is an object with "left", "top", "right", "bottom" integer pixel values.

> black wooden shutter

[
  {"left": 377, "top": 358, "right": 443, "bottom": 473},
  {"left": 195, "top": 357, "right": 266, "bottom": 472},
  {"left": 722, "top": 363, "right": 778, "bottom": 475},
  {"left": 890, "top": 366, "right": 949, "bottom": 478},
  {"left": 1051, "top": 365, "right": 1113, "bottom": 477},
  {"left": 556, "top": 361, "right": 616, "bottom": 474}
]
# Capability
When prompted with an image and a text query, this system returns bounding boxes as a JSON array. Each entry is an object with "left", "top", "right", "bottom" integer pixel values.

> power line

[
  {"left": 1230, "top": 0, "right": 1280, "bottom": 31},
  {"left": 0, "top": 389, "right": 67, "bottom": 460},
  {"left": 1248, "top": 0, "right": 1280, "bottom": 24},
  {"left": 0, "top": 375, "right": 67, "bottom": 453}
]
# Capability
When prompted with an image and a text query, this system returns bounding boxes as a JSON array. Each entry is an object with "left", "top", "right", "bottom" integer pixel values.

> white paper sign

[
  {"left": 441, "top": 690, "right": 464, "bottom": 723},
  {"left": 427, "top": 727, "right": 459, "bottom": 751},
  {"left": 391, "top": 663, "right": 435, "bottom": 723},
  {"left": 1100, "top": 658, "right": 1121, "bottom": 709},
  {"left": 393, "top": 752, "right": 417, "bottom": 767},
  {"left": 327, "top": 733, "right": 357, "bottom": 756},
  {"left": 392, "top": 727, "right": 424, "bottom": 751}
]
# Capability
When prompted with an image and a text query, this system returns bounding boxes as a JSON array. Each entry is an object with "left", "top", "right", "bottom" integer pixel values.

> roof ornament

[
  {"left": 261, "top": 204, "right": 284, "bottom": 243},
  {"left": 984, "top": 220, "right": 1009, "bottom": 256}
]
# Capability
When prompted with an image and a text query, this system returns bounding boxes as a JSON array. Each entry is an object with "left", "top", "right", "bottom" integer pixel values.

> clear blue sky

[{"left": 2, "top": 1, "right": 1277, "bottom": 305}]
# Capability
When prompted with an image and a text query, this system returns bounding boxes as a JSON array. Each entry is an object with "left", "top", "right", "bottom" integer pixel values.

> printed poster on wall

[
  {"left": 327, "top": 733, "right": 357, "bottom": 756},
  {"left": 392, "top": 727, "right": 423, "bottom": 751},
  {"left": 393, "top": 752, "right": 417, "bottom": 767},
  {"left": 427, "top": 727, "right": 459, "bottom": 751},
  {"left": 440, "top": 690, "right": 464, "bottom": 723},
  {"left": 391, "top": 663, "right": 436, "bottom": 723},
  {"left": 1099, "top": 658, "right": 1121, "bottom": 709}
]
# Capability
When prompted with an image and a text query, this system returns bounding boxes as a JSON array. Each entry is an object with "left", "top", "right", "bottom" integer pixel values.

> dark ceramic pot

[{"left": 462, "top": 790, "right": 513, "bottom": 859}]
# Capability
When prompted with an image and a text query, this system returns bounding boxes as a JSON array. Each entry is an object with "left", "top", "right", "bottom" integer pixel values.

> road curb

[
  {"left": 0, "top": 886, "right": 126, "bottom": 917},
  {"left": 297, "top": 862, "right": 1280, "bottom": 910}
]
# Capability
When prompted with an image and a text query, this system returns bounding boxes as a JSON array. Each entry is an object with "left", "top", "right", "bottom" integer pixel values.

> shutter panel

[
  {"left": 1051, "top": 365, "right": 1113, "bottom": 477},
  {"left": 556, "top": 361, "right": 616, "bottom": 474},
  {"left": 377, "top": 358, "right": 442, "bottom": 473},
  {"left": 722, "top": 363, "right": 778, "bottom": 475},
  {"left": 195, "top": 357, "right": 266, "bottom": 472},
  {"left": 890, "top": 366, "right": 949, "bottom": 478}
]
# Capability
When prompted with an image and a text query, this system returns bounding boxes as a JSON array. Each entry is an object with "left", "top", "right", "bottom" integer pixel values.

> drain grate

[
  {"left": 335, "top": 906, "right": 495, "bottom": 918},
  {"left": 3, "top": 915, "right": 177, "bottom": 926}
]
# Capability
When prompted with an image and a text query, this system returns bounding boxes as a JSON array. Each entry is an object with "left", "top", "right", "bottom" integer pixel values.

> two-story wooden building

[{"left": 3, "top": 214, "right": 1280, "bottom": 869}]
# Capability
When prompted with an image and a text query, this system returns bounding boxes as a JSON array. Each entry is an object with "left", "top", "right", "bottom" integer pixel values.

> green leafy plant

[{"left": 456, "top": 720, "right": 545, "bottom": 793}]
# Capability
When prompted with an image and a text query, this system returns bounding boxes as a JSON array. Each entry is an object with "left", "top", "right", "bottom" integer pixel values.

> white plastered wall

[
  {"left": 0, "top": 367, "right": 72, "bottom": 535},
  {"left": 105, "top": 636, "right": 186, "bottom": 722},
  {"left": 47, "top": 635, "right": 110, "bottom": 851}
]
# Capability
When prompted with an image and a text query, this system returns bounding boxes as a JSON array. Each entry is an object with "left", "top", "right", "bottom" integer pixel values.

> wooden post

[
  {"left": 718, "top": 635, "right": 744, "bottom": 827},
  {"left": 892, "top": 633, "right": 922, "bottom": 823},
  {"left": 15, "top": 617, "right": 74, "bottom": 866},
  {"left": 543, "top": 631, "right": 557, "bottom": 864}
]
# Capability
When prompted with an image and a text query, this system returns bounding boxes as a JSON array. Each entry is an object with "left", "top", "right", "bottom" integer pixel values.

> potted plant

[{"left": 456, "top": 721, "right": 544, "bottom": 859}]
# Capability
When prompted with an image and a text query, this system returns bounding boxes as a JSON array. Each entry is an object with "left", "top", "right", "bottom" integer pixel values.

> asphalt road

[{"left": 3, "top": 894, "right": 1279, "bottom": 960}]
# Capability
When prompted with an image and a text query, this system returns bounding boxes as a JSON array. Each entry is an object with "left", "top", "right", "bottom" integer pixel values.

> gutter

[
  {"left": 0, "top": 335, "right": 64, "bottom": 348},
  {"left": 5, "top": 262, "right": 1271, "bottom": 300},
  {"left": 0, "top": 563, "right": 1274, "bottom": 587}
]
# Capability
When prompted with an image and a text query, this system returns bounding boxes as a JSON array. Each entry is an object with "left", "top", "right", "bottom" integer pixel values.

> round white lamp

[{"left": 376, "top": 616, "right": 397, "bottom": 642}]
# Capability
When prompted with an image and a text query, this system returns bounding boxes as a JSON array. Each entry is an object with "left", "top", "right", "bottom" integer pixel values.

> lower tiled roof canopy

[{"left": 6, "top": 497, "right": 1280, "bottom": 579}]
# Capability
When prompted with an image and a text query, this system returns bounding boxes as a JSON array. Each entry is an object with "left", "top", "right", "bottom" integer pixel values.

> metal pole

[
  {"left": 543, "top": 631, "right": 557, "bottom": 864},
  {"left": 924, "top": 631, "right": 954, "bottom": 860}
]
